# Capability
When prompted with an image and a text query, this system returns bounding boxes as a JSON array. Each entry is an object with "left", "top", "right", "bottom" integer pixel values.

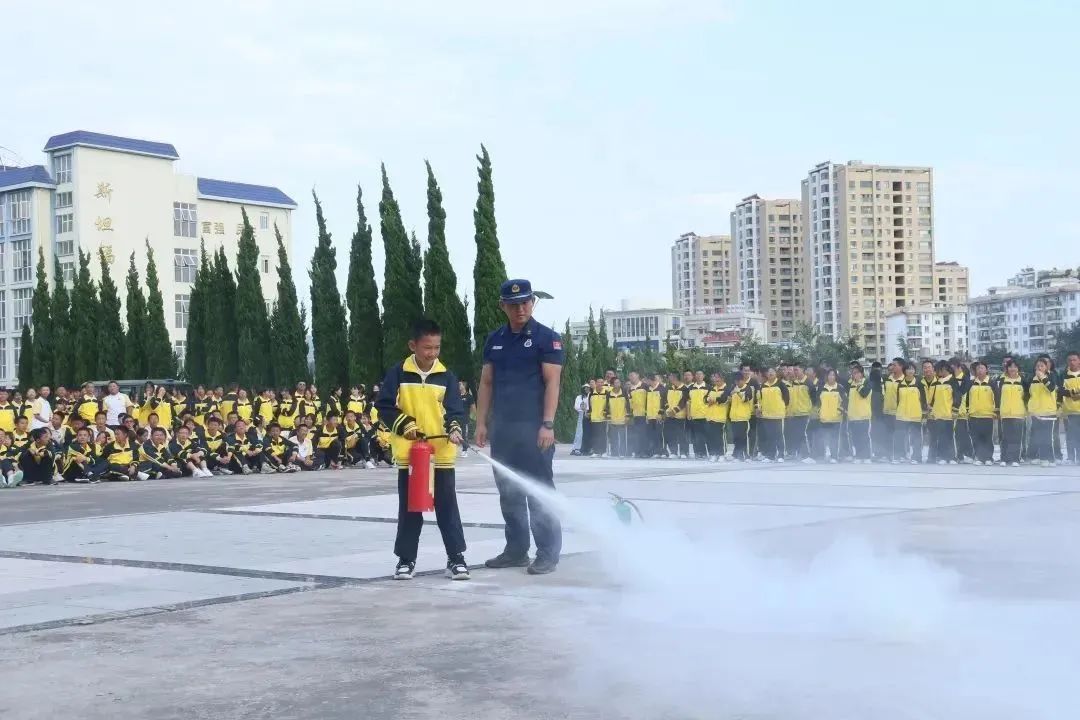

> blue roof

[
  {"left": 43, "top": 131, "right": 179, "bottom": 160},
  {"left": 0, "top": 165, "right": 55, "bottom": 191},
  {"left": 197, "top": 177, "right": 297, "bottom": 208}
]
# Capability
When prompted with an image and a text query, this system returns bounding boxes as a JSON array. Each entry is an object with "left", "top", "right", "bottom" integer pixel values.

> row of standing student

[{"left": 571, "top": 352, "right": 1080, "bottom": 466}]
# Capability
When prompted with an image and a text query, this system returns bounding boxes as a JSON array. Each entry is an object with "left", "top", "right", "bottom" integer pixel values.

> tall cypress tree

[
  {"left": 300, "top": 301, "right": 312, "bottom": 382},
  {"left": 422, "top": 161, "right": 471, "bottom": 381},
  {"left": 17, "top": 324, "right": 33, "bottom": 391},
  {"left": 184, "top": 241, "right": 211, "bottom": 384},
  {"left": 554, "top": 320, "right": 580, "bottom": 443},
  {"left": 271, "top": 223, "right": 308, "bottom": 387},
  {"left": 123, "top": 252, "right": 148, "bottom": 379},
  {"left": 379, "top": 164, "right": 424, "bottom": 368},
  {"left": 345, "top": 185, "right": 384, "bottom": 385},
  {"left": 234, "top": 208, "right": 272, "bottom": 387},
  {"left": 30, "top": 247, "right": 52, "bottom": 387},
  {"left": 50, "top": 256, "right": 72, "bottom": 388},
  {"left": 598, "top": 310, "right": 615, "bottom": 372},
  {"left": 144, "top": 240, "right": 176, "bottom": 378},
  {"left": 308, "top": 192, "right": 348, "bottom": 390},
  {"left": 472, "top": 144, "right": 508, "bottom": 358},
  {"left": 72, "top": 250, "right": 99, "bottom": 384},
  {"left": 584, "top": 306, "right": 601, "bottom": 381},
  {"left": 208, "top": 247, "right": 238, "bottom": 385},
  {"left": 96, "top": 249, "right": 125, "bottom": 379}
]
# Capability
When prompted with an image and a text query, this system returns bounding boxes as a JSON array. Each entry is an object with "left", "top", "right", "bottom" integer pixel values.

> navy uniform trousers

[{"left": 492, "top": 421, "right": 562, "bottom": 562}]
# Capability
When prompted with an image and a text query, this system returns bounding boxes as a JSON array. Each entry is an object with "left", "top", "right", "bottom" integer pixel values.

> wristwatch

[{"left": 541, "top": 421, "right": 554, "bottom": 430}]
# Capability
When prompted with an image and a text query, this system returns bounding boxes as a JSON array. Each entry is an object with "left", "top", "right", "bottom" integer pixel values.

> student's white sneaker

[
  {"left": 777, "top": 457, "right": 786, "bottom": 464},
  {"left": 393, "top": 560, "right": 416, "bottom": 580},
  {"left": 1048, "top": 461, "right": 1057, "bottom": 467},
  {"left": 241, "top": 465, "right": 254, "bottom": 475},
  {"left": 1010, "top": 462, "right": 1020, "bottom": 467},
  {"left": 219, "top": 468, "right": 234, "bottom": 476},
  {"left": 717, "top": 455, "right": 727, "bottom": 463},
  {"left": 680, "top": 454, "right": 689, "bottom": 460},
  {"left": 289, "top": 464, "right": 302, "bottom": 473},
  {"left": 365, "top": 460, "right": 376, "bottom": 469},
  {"left": 53, "top": 473, "right": 64, "bottom": 484},
  {"left": 910, "top": 459, "right": 919, "bottom": 465},
  {"left": 1039, "top": 460, "right": 1049, "bottom": 468},
  {"left": 936, "top": 460, "right": 946, "bottom": 466},
  {"left": 802, "top": 457, "right": 816, "bottom": 464},
  {"left": 999, "top": 461, "right": 1007, "bottom": 467},
  {"left": 828, "top": 458, "right": 838, "bottom": 464},
  {"left": 973, "top": 460, "right": 982, "bottom": 466},
  {"left": 948, "top": 460, "right": 958, "bottom": 465},
  {"left": 135, "top": 472, "right": 150, "bottom": 481}
]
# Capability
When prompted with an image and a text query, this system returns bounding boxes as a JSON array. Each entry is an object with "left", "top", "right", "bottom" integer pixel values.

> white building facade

[
  {"left": 968, "top": 281, "right": 1080, "bottom": 358},
  {"left": 0, "top": 131, "right": 296, "bottom": 385},
  {"left": 885, "top": 302, "right": 968, "bottom": 361}
]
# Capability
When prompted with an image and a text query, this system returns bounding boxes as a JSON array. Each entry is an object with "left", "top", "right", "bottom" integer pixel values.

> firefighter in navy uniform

[{"left": 475, "top": 279, "right": 565, "bottom": 576}]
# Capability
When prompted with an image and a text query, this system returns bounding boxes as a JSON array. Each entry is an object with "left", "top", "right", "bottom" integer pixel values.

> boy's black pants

[
  {"left": 847, "top": 419, "right": 871, "bottom": 460},
  {"left": 817, "top": 422, "right": 841, "bottom": 460},
  {"left": 1000, "top": 418, "right": 1024, "bottom": 464},
  {"left": 785, "top": 416, "right": 809, "bottom": 458},
  {"left": 757, "top": 418, "right": 784, "bottom": 460},
  {"left": 395, "top": 468, "right": 466, "bottom": 563},
  {"left": 1066, "top": 416, "right": 1080, "bottom": 463},
  {"left": 609, "top": 424, "right": 627, "bottom": 457},
  {"left": 666, "top": 419, "right": 688, "bottom": 456},
  {"left": 646, "top": 420, "right": 662, "bottom": 456},
  {"left": 969, "top": 417, "right": 995, "bottom": 463},
  {"left": 689, "top": 419, "right": 708, "bottom": 458},
  {"left": 730, "top": 420, "right": 750, "bottom": 460},
  {"left": 706, "top": 421, "right": 726, "bottom": 458}
]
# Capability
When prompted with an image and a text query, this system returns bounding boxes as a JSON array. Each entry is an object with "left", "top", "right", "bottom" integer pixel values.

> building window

[
  {"left": 11, "top": 239, "right": 32, "bottom": 283},
  {"left": 173, "top": 202, "right": 198, "bottom": 238},
  {"left": 55, "top": 239, "right": 75, "bottom": 257},
  {"left": 174, "top": 248, "right": 198, "bottom": 283},
  {"left": 0, "top": 338, "right": 5, "bottom": 379},
  {"left": 8, "top": 191, "right": 31, "bottom": 235},
  {"left": 261, "top": 256, "right": 270, "bottom": 274},
  {"left": 0, "top": 291, "right": 5, "bottom": 332},
  {"left": 13, "top": 288, "right": 32, "bottom": 328},
  {"left": 174, "top": 340, "right": 186, "bottom": 367},
  {"left": 56, "top": 212, "right": 74, "bottom": 234},
  {"left": 174, "top": 293, "right": 190, "bottom": 329},
  {"left": 259, "top": 213, "right": 270, "bottom": 230},
  {"left": 0, "top": 244, "right": 5, "bottom": 283},
  {"left": 52, "top": 154, "right": 72, "bottom": 184},
  {"left": 10, "top": 336, "right": 18, "bottom": 375},
  {"left": 55, "top": 192, "right": 73, "bottom": 209},
  {"left": 60, "top": 261, "right": 75, "bottom": 284}
]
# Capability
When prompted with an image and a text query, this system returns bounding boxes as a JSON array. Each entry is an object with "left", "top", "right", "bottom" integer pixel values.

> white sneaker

[
  {"left": 365, "top": 460, "right": 376, "bottom": 469},
  {"left": 219, "top": 468, "right": 234, "bottom": 475},
  {"left": 680, "top": 454, "right": 689, "bottom": 460},
  {"left": 777, "top": 457, "right": 785, "bottom": 464},
  {"left": 242, "top": 465, "right": 253, "bottom": 475},
  {"left": 53, "top": 473, "right": 64, "bottom": 484},
  {"left": 937, "top": 460, "right": 946, "bottom": 466},
  {"left": 1048, "top": 461, "right": 1057, "bottom": 467},
  {"left": 394, "top": 560, "right": 416, "bottom": 580},
  {"left": 973, "top": 460, "right": 982, "bottom": 466},
  {"left": 1039, "top": 460, "right": 1049, "bottom": 468},
  {"left": 10, "top": 470, "right": 24, "bottom": 487},
  {"left": 717, "top": 455, "right": 727, "bottom": 463},
  {"left": 802, "top": 457, "right": 816, "bottom": 464},
  {"left": 890, "top": 459, "right": 899, "bottom": 465},
  {"left": 828, "top": 458, "right": 838, "bottom": 464},
  {"left": 1010, "top": 462, "right": 1020, "bottom": 467},
  {"left": 136, "top": 472, "right": 150, "bottom": 481},
  {"left": 910, "top": 459, "right": 919, "bottom": 465},
  {"left": 948, "top": 460, "right": 958, "bottom": 465}
]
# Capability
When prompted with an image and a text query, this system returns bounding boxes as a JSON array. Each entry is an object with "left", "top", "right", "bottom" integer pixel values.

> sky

[{"left": 4, "top": 0, "right": 1078, "bottom": 329}]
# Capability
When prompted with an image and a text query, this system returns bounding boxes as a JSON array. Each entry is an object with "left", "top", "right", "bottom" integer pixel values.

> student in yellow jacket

[
  {"left": 705, "top": 372, "right": 731, "bottom": 462},
  {"left": 728, "top": 367, "right": 757, "bottom": 461},
  {"left": 607, "top": 379, "right": 629, "bottom": 458},
  {"left": 664, "top": 373, "right": 690, "bottom": 458},
  {"left": 846, "top": 365, "right": 874, "bottom": 463},
  {"left": 893, "top": 363, "right": 927, "bottom": 464},
  {"left": 996, "top": 362, "right": 1026, "bottom": 466},
  {"left": 1026, "top": 357, "right": 1059, "bottom": 466},
  {"left": 587, "top": 380, "right": 609, "bottom": 457},
  {"left": 626, "top": 372, "right": 649, "bottom": 458},
  {"left": 927, "top": 362, "right": 962, "bottom": 464},
  {"left": 950, "top": 359, "right": 974, "bottom": 463},
  {"left": 756, "top": 368, "right": 790, "bottom": 462},
  {"left": 644, "top": 375, "right": 666, "bottom": 458},
  {"left": 686, "top": 371, "right": 710, "bottom": 459},
  {"left": 966, "top": 361, "right": 997, "bottom": 465},
  {"left": 816, "top": 370, "right": 846, "bottom": 463},
  {"left": 1062, "top": 350, "right": 1080, "bottom": 465},
  {"left": 373, "top": 319, "right": 467, "bottom": 581},
  {"left": 784, "top": 364, "right": 814, "bottom": 461}
]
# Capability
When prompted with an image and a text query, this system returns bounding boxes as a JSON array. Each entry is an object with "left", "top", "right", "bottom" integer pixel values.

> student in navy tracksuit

[{"left": 474, "top": 279, "right": 565, "bottom": 576}]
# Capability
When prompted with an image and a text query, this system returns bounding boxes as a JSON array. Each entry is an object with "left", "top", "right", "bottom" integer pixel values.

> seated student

[
  {"left": 49, "top": 411, "right": 75, "bottom": 451},
  {"left": 92, "top": 426, "right": 147, "bottom": 482},
  {"left": 171, "top": 389, "right": 191, "bottom": 430},
  {"left": 356, "top": 415, "right": 384, "bottom": 468},
  {"left": 144, "top": 385, "right": 173, "bottom": 430},
  {"left": 347, "top": 386, "right": 367, "bottom": 417},
  {"left": 61, "top": 427, "right": 98, "bottom": 483},
  {"left": 93, "top": 430, "right": 112, "bottom": 456},
  {"left": 223, "top": 419, "right": 263, "bottom": 474},
  {"left": 169, "top": 425, "right": 212, "bottom": 478},
  {"left": 313, "top": 413, "right": 343, "bottom": 469},
  {"left": 254, "top": 389, "right": 277, "bottom": 428},
  {"left": 292, "top": 424, "right": 316, "bottom": 471},
  {"left": 224, "top": 412, "right": 241, "bottom": 434},
  {"left": 277, "top": 394, "right": 299, "bottom": 437},
  {"left": 71, "top": 383, "right": 101, "bottom": 428},
  {"left": 92, "top": 412, "right": 116, "bottom": 444},
  {"left": 263, "top": 423, "right": 299, "bottom": 472},
  {"left": 145, "top": 412, "right": 171, "bottom": 443},
  {"left": 340, "top": 411, "right": 367, "bottom": 466},
  {"left": 1, "top": 432, "right": 24, "bottom": 487},
  {"left": 139, "top": 427, "right": 183, "bottom": 479},
  {"left": 370, "top": 417, "right": 393, "bottom": 467},
  {"left": 19, "top": 428, "right": 57, "bottom": 485},
  {"left": 11, "top": 416, "right": 31, "bottom": 456},
  {"left": 201, "top": 416, "right": 232, "bottom": 475}
]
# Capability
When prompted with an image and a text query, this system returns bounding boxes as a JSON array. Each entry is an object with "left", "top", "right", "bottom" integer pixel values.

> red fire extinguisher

[{"left": 407, "top": 434, "right": 446, "bottom": 513}]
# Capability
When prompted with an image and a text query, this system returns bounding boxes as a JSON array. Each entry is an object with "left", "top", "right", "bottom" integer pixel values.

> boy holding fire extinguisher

[{"left": 375, "top": 319, "right": 469, "bottom": 581}]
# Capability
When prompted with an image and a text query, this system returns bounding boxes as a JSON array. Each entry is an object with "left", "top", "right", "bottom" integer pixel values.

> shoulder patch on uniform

[
  {"left": 524, "top": 339, "right": 532, "bottom": 348},
  {"left": 552, "top": 341, "right": 562, "bottom": 350}
]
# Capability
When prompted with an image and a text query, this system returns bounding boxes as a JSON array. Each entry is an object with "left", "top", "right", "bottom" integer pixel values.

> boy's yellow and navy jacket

[
  {"left": 966, "top": 377, "right": 997, "bottom": 419},
  {"left": 202, "top": 429, "right": 226, "bottom": 455},
  {"left": 72, "top": 394, "right": 101, "bottom": 425},
  {"left": 225, "top": 428, "right": 263, "bottom": 456},
  {"left": 1062, "top": 370, "right": 1080, "bottom": 415},
  {"left": 62, "top": 441, "right": 95, "bottom": 473},
  {"left": 234, "top": 398, "right": 254, "bottom": 423},
  {"left": 883, "top": 373, "right": 903, "bottom": 416},
  {"left": 665, "top": 383, "right": 689, "bottom": 420},
  {"left": 100, "top": 438, "right": 136, "bottom": 466},
  {"left": 1026, "top": 372, "right": 1058, "bottom": 417},
  {"left": 727, "top": 380, "right": 757, "bottom": 423},
  {"left": 219, "top": 392, "right": 238, "bottom": 420},
  {"left": 265, "top": 435, "right": 296, "bottom": 462},
  {"left": 139, "top": 440, "right": 176, "bottom": 468},
  {"left": 0, "top": 402, "right": 15, "bottom": 433},
  {"left": 277, "top": 397, "right": 299, "bottom": 429},
  {"left": 375, "top": 355, "right": 464, "bottom": 469},
  {"left": 644, "top": 383, "right": 665, "bottom": 420},
  {"left": 928, "top": 375, "right": 963, "bottom": 421},
  {"left": 785, "top": 377, "right": 814, "bottom": 418},
  {"left": 588, "top": 388, "right": 608, "bottom": 423},
  {"left": 627, "top": 382, "right": 647, "bottom": 418},
  {"left": 817, "top": 383, "right": 846, "bottom": 423},
  {"left": 11, "top": 430, "right": 30, "bottom": 452},
  {"left": 341, "top": 420, "right": 363, "bottom": 449},
  {"left": 758, "top": 380, "right": 790, "bottom": 420},
  {"left": 607, "top": 390, "right": 629, "bottom": 426},
  {"left": 171, "top": 395, "right": 191, "bottom": 427},
  {"left": 705, "top": 382, "right": 731, "bottom": 423},
  {"left": 951, "top": 369, "right": 972, "bottom": 418},
  {"left": 142, "top": 396, "right": 173, "bottom": 429},
  {"left": 168, "top": 436, "right": 198, "bottom": 462},
  {"left": 687, "top": 382, "right": 710, "bottom": 420},
  {"left": 894, "top": 377, "right": 928, "bottom": 423},
  {"left": 193, "top": 397, "right": 218, "bottom": 427},
  {"left": 254, "top": 396, "right": 277, "bottom": 425},
  {"left": 313, "top": 423, "right": 342, "bottom": 449},
  {"left": 346, "top": 394, "right": 367, "bottom": 417},
  {"left": 846, "top": 379, "right": 873, "bottom": 421}
]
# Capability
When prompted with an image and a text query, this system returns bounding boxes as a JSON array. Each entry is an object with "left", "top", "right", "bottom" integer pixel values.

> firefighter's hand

[
  {"left": 448, "top": 429, "right": 464, "bottom": 446},
  {"left": 537, "top": 425, "right": 555, "bottom": 451},
  {"left": 403, "top": 427, "right": 420, "bottom": 441},
  {"left": 474, "top": 423, "right": 488, "bottom": 448}
]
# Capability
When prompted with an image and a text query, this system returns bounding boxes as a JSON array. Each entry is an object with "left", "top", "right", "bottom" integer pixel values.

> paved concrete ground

[{"left": 1, "top": 452, "right": 1078, "bottom": 718}]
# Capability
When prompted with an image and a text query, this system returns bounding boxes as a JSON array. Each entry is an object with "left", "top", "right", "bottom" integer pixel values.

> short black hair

[
  {"left": 268, "top": 422, "right": 281, "bottom": 431},
  {"left": 151, "top": 427, "right": 167, "bottom": 437},
  {"left": 411, "top": 318, "right": 442, "bottom": 341},
  {"left": 30, "top": 427, "right": 50, "bottom": 441},
  {"left": 1068, "top": 350, "right": 1079, "bottom": 359}
]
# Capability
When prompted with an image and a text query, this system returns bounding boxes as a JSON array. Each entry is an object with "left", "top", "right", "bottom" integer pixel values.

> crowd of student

[
  {"left": 0, "top": 379, "right": 479, "bottom": 488},
  {"left": 571, "top": 350, "right": 1080, "bottom": 467}
]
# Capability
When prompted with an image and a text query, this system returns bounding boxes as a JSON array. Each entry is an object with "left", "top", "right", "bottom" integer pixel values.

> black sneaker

[
  {"left": 393, "top": 559, "right": 416, "bottom": 580},
  {"left": 446, "top": 556, "right": 470, "bottom": 581},
  {"left": 527, "top": 556, "right": 558, "bottom": 575},
  {"left": 484, "top": 551, "right": 531, "bottom": 569}
]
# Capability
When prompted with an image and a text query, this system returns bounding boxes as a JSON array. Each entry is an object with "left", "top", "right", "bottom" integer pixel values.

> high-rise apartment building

[
  {"left": 730, "top": 194, "right": 804, "bottom": 342},
  {"left": 802, "top": 160, "right": 935, "bottom": 361},
  {"left": 968, "top": 280, "right": 1080, "bottom": 358},
  {"left": 671, "top": 232, "right": 736, "bottom": 314},
  {"left": 932, "top": 261, "right": 969, "bottom": 305}
]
